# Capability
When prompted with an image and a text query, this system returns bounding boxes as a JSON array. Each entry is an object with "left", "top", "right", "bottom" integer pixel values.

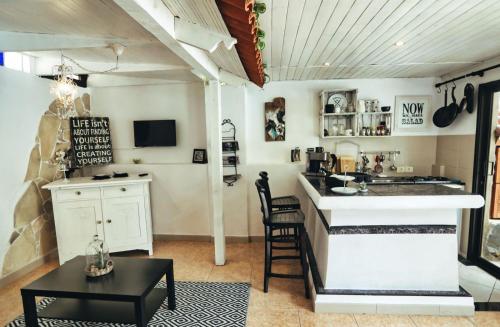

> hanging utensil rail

[
  {"left": 359, "top": 150, "right": 400, "bottom": 156},
  {"left": 434, "top": 63, "right": 500, "bottom": 88}
]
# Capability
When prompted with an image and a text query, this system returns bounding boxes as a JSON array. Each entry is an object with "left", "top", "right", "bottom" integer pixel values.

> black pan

[
  {"left": 464, "top": 83, "right": 474, "bottom": 113},
  {"left": 433, "top": 86, "right": 459, "bottom": 128},
  {"left": 433, "top": 88, "right": 448, "bottom": 127}
]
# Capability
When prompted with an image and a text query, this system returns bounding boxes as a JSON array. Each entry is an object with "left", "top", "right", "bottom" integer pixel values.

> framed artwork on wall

[
  {"left": 265, "top": 97, "right": 286, "bottom": 141},
  {"left": 192, "top": 148, "right": 207, "bottom": 164},
  {"left": 394, "top": 95, "right": 431, "bottom": 132}
]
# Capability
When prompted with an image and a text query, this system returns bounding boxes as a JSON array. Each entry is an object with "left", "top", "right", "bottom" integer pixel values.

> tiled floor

[
  {"left": 459, "top": 262, "right": 500, "bottom": 303},
  {"left": 1, "top": 240, "right": 500, "bottom": 326}
]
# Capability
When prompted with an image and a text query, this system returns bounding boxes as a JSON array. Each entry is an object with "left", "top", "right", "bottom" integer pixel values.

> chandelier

[{"left": 50, "top": 61, "right": 78, "bottom": 119}]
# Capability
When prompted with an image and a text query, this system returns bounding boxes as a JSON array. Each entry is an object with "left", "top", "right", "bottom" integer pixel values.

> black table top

[
  {"left": 304, "top": 175, "right": 470, "bottom": 197},
  {"left": 22, "top": 256, "right": 172, "bottom": 299}
]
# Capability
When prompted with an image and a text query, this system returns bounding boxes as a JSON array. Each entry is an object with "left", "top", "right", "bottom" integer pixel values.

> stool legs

[
  {"left": 298, "top": 226, "right": 311, "bottom": 299},
  {"left": 264, "top": 226, "right": 271, "bottom": 293}
]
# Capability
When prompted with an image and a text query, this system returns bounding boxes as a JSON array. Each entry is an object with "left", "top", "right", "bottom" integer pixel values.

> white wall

[
  {"left": 91, "top": 83, "right": 206, "bottom": 164},
  {"left": 90, "top": 82, "right": 212, "bottom": 236},
  {"left": 0, "top": 67, "right": 56, "bottom": 272}
]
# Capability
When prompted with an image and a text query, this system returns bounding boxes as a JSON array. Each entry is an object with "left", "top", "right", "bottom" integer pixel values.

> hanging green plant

[
  {"left": 257, "top": 39, "right": 266, "bottom": 51},
  {"left": 254, "top": 2, "right": 267, "bottom": 15},
  {"left": 257, "top": 28, "right": 265, "bottom": 39},
  {"left": 264, "top": 73, "right": 270, "bottom": 84}
]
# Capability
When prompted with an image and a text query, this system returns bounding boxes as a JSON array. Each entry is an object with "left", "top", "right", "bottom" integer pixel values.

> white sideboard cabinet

[{"left": 43, "top": 175, "right": 153, "bottom": 264}]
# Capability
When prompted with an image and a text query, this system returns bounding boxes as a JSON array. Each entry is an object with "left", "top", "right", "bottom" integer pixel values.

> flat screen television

[{"left": 134, "top": 120, "right": 176, "bottom": 147}]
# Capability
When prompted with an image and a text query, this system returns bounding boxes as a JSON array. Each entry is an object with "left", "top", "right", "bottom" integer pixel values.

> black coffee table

[{"left": 21, "top": 256, "right": 175, "bottom": 327}]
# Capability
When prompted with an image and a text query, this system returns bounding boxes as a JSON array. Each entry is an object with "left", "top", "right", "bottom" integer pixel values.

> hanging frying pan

[
  {"left": 433, "top": 86, "right": 459, "bottom": 128},
  {"left": 433, "top": 88, "right": 448, "bottom": 127},
  {"left": 464, "top": 83, "right": 475, "bottom": 113}
]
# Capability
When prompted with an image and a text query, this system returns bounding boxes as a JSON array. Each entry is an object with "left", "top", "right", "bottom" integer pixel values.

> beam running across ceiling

[{"left": 113, "top": 0, "right": 219, "bottom": 81}]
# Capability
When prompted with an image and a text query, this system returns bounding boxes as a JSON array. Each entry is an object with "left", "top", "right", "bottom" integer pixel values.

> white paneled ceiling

[
  {"left": 161, "top": 0, "right": 247, "bottom": 79},
  {"left": 258, "top": 0, "right": 500, "bottom": 80},
  {"left": 0, "top": 0, "right": 192, "bottom": 80}
]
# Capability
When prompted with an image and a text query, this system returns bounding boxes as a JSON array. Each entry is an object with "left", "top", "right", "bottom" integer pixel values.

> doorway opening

[{"left": 469, "top": 80, "right": 500, "bottom": 278}]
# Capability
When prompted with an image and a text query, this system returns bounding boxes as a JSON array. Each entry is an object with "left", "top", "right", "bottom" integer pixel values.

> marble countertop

[
  {"left": 298, "top": 173, "right": 485, "bottom": 210},
  {"left": 42, "top": 174, "right": 152, "bottom": 189}
]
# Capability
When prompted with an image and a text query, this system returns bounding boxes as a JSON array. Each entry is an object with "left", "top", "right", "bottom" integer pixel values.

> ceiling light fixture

[
  {"left": 395, "top": 41, "right": 405, "bottom": 47},
  {"left": 324, "top": 62, "right": 331, "bottom": 66},
  {"left": 50, "top": 60, "right": 78, "bottom": 119}
]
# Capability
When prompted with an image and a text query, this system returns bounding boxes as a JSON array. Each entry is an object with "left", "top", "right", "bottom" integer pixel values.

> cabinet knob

[
  {"left": 120, "top": 187, "right": 127, "bottom": 192},
  {"left": 106, "top": 219, "right": 112, "bottom": 224},
  {"left": 96, "top": 220, "right": 102, "bottom": 224},
  {"left": 75, "top": 191, "right": 81, "bottom": 195}
]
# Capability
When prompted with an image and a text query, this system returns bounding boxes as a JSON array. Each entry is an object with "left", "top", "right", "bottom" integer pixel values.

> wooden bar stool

[{"left": 255, "top": 179, "right": 310, "bottom": 298}]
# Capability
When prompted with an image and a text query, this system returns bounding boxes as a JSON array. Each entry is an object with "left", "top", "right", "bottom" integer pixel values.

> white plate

[
  {"left": 330, "top": 174, "right": 355, "bottom": 182},
  {"left": 327, "top": 93, "right": 347, "bottom": 110},
  {"left": 331, "top": 187, "right": 358, "bottom": 195}
]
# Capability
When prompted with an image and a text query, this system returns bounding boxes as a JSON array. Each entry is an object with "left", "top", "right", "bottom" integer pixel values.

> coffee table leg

[
  {"left": 21, "top": 292, "right": 38, "bottom": 327},
  {"left": 166, "top": 263, "right": 176, "bottom": 310},
  {"left": 134, "top": 298, "right": 146, "bottom": 327}
]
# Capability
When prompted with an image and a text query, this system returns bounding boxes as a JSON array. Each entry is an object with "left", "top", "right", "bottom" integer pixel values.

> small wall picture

[
  {"left": 222, "top": 140, "right": 239, "bottom": 152},
  {"left": 265, "top": 97, "right": 286, "bottom": 142},
  {"left": 395, "top": 95, "right": 431, "bottom": 131},
  {"left": 192, "top": 149, "right": 207, "bottom": 164}
]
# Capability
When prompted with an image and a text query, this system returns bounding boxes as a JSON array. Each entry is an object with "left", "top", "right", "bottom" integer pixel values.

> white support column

[{"left": 204, "top": 80, "right": 226, "bottom": 265}]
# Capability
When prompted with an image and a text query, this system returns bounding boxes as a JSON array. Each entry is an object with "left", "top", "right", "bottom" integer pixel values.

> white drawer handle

[
  {"left": 75, "top": 191, "right": 81, "bottom": 196},
  {"left": 120, "top": 187, "right": 127, "bottom": 192}
]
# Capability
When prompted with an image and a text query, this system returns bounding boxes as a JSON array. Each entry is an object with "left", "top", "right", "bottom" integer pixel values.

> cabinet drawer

[
  {"left": 55, "top": 188, "right": 100, "bottom": 201},
  {"left": 102, "top": 184, "right": 144, "bottom": 198}
]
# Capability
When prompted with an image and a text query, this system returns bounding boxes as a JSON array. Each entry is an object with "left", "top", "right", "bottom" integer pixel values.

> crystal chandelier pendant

[{"left": 50, "top": 63, "right": 78, "bottom": 119}]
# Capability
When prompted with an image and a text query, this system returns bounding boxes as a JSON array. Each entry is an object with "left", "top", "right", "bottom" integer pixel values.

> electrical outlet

[
  {"left": 406, "top": 166, "right": 414, "bottom": 173},
  {"left": 397, "top": 166, "right": 405, "bottom": 173}
]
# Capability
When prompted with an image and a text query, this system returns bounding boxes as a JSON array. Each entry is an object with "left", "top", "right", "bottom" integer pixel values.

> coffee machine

[{"left": 306, "top": 147, "right": 330, "bottom": 176}]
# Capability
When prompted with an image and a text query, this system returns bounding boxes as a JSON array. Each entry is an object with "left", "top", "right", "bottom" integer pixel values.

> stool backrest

[
  {"left": 258, "top": 171, "right": 272, "bottom": 201},
  {"left": 255, "top": 179, "right": 272, "bottom": 224}
]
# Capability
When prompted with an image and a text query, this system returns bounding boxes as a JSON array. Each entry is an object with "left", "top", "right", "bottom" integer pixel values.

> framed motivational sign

[
  {"left": 70, "top": 117, "right": 113, "bottom": 167},
  {"left": 395, "top": 95, "right": 431, "bottom": 131}
]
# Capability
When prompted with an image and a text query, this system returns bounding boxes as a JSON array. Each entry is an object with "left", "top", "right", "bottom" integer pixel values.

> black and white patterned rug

[{"left": 8, "top": 281, "right": 250, "bottom": 327}]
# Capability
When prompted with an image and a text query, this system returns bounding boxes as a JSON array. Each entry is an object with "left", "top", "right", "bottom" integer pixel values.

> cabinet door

[
  {"left": 54, "top": 200, "right": 103, "bottom": 263},
  {"left": 102, "top": 196, "right": 147, "bottom": 249}
]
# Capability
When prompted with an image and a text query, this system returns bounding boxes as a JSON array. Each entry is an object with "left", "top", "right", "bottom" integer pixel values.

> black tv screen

[{"left": 134, "top": 120, "right": 176, "bottom": 147}]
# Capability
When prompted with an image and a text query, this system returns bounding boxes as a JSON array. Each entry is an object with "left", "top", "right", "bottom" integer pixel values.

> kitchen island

[{"left": 297, "top": 173, "right": 484, "bottom": 316}]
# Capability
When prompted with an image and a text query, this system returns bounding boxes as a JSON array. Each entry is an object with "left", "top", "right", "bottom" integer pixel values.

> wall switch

[
  {"left": 397, "top": 166, "right": 405, "bottom": 173},
  {"left": 406, "top": 166, "right": 414, "bottom": 173}
]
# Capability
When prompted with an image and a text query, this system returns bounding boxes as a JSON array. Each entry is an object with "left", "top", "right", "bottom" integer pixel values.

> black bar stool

[
  {"left": 259, "top": 171, "right": 300, "bottom": 249},
  {"left": 255, "top": 179, "right": 310, "bottom": 298}
]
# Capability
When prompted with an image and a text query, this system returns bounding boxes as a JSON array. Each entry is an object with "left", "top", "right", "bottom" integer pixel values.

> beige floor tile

[
  {"left": 299, "top": 309, "right": 358, "bottom": 327},
  {"left": 355, "top": 313, "right": 416, "bottom": 327},
  {"left": 469, "top": 311, "right": 500, "bottom": 327},
  {"left": 246, "top": 307, "right": 300, "bottom": 327},
  {"left": 207, "top": 261, "right": 252, "bottom": 282},
  {"left": 410, "top": 315, "right": 474, "bottom": 327}
]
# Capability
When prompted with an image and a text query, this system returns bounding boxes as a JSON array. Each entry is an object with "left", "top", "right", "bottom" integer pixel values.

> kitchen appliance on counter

[{"left": 306, "top": 148, "right": 331, "bottom": 176}]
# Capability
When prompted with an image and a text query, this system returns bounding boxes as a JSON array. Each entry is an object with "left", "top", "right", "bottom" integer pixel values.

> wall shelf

[{"left": 320, "top": 90, "right": 394, "bottom": 138}]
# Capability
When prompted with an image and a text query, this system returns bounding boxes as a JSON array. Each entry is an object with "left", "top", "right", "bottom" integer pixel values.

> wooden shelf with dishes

[{"left": 320, "top": 90, "right": 393, "bottom": 138}]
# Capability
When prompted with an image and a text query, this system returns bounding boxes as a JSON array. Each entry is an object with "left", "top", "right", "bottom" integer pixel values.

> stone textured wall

[{"left": 1, "top": 94, "right": 90, "bottom": 276}]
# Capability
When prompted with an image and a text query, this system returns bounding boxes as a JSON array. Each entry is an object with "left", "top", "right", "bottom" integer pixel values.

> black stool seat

[
  {"left": 271, "top": 196, "right": 300, "bottom": 210},
  {"left": 270, "top": 209, "right": 304, "bottom": 225}
]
